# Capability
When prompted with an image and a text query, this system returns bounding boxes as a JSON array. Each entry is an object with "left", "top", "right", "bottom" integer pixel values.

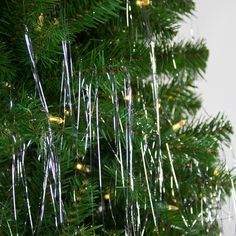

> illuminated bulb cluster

[
  {"left": 76, "top": 163, "right": 91, "bottom": 173},
  {"left": 136, "top": 0, "right": 151, "bottom": 7},
  {"left": 37, "top": 13, "right": 44, "bottom": 32},
  {"left": 104, "top": 193, "right": 110, "bottom": 200},
  {"left": 48, "top": 115, "right": 64, "bottom": 124},
  {"left": 4, "top": 82, "right": 13, "bottom": 88},
  {"left": 172, "top": 120, "right": 186, "bottom": 132},
  {"left": 64, "top": 109, "right": 70, "bottom": 116},
  {"left": 168, "top": 204, "right": 179, "bottom": 211},
  {"left": 213, "top": 169, "right": 220, "bottom": 177}
]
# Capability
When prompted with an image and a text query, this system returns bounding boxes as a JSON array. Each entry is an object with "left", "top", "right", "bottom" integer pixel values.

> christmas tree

[{"left": 0, "top": 0, "right": 234, "bottom": 235}]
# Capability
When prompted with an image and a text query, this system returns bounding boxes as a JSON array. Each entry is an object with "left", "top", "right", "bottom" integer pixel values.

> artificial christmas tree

[{"left": 0, "top": 0, "right": 234, "bottom": 235}]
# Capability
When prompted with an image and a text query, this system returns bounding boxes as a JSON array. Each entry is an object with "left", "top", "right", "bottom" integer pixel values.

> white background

[{"left": 179, "top": 1, "right": 236, "bottom": 235}]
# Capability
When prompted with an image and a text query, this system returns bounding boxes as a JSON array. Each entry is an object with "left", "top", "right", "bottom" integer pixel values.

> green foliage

[
  {"left": 0, "top": 41, "right": 16, "bottom": 81},
  {"left": 0, "top": 0, "right": 234, "bottom": 235}
]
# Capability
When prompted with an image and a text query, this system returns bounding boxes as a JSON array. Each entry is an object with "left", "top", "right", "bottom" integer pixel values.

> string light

[
  {"left": 168, "top": 204, "right": 179, "bottom": 211},
  {"left": 76, "top": 163, "right": 83, "bottom": 171},
  {"left": 213, "top": 169, "right": 220, "bottom": 177},
  {"left": 172, "top": 120, "right": 186, "bottom": 131},
  {"left": 136, "top": 0, "right": 151, "bottom": 7},
  {"left": 37, "top": 13, "right": 44, "bottom": 31},
  {"left": 76, "top": 163, "right": 91, "bottom": 173},
  {"left": 104, "top": 193, "right": 110, "bottom": 200},
  {"left": 48, "top": 115, "right": 64, "bottom": 124},
  {"left": 3, "top": 82, "right": 13, "bottom": 88},
  {"left": 64, "top": 109, "right": 70, "bottom": 116}
]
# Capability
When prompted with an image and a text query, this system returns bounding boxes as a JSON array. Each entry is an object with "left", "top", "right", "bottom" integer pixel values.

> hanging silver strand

[
  {"left": 95, "top": 84, "right": 104, "bottom": 225},
  {"left": 21, "top": 142, "right": 34, "bottom": 233},
  {"left": 141, "top": 137, "right": 158, "bottom": 232},
  {"left": 25, "top": 26, "right": 63, "bottom": 227},
  {"left": 76, "top": 72, "right": 82, "bottom": 130},
  {"left": 11, "top": 135, "right": 18, "bottom": 236},
  {"left": 141, "top": 8, "right": 164, "bottom": 201},
  {"left": 62, "top": 40, "right": 73, "bottom": 115}
]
